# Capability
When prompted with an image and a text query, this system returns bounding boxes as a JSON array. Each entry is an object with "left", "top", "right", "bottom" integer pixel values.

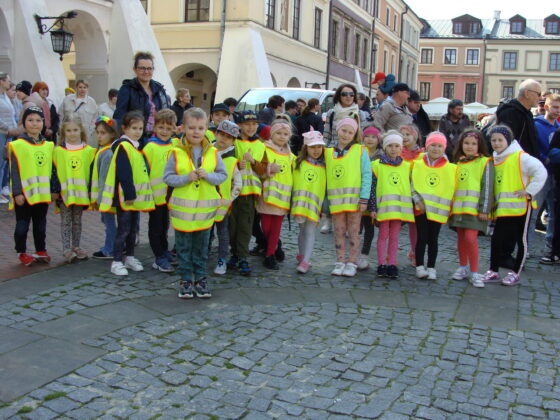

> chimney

[{"left": 493, "top": 10, "right": 501, "bottom": 20}]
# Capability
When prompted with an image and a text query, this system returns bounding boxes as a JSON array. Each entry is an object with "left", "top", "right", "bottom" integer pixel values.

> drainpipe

[
  {"left": 397, "top": 4, "right": 409, "bottom": 82},
  {"left": 216, "top": 0, "right": 227, "bottom": 81},
  {"left": 481, "top": 36, "right": 487, "bottom": 104},
  {"left": 368, "top": 11, "right": 377, "bottom": 98},
  {"left": 325, "top": 0, "right": 333, "bottom": 90}
]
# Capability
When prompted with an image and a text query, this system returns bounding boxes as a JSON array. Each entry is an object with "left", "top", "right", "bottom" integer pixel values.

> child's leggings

[
  {"left": 360, "top": 215, "right": 375, "bottom": 255},
  {"left": 260, "top": 214, "right": 284, "bottom": 257},
  {"left": 414, "top": 213, "right": 442, "bottom": 268},
  {"left": 408, "top": 222, "right": 417, "bottom": 255},
  {"left": 332, "top": 211, "right": 361, "bottom": 263},
  {"left": 457, "top": 227, "right": 479, "bottom": 272},
  {"left": 490, "top": 209, "right": 532, "bottom": 274},
  {"left": 377, "top": 220, "right": 402, "bottom": 265},
  {"left": 297, "top": 219, "right": 318, "bottom": 263},
  {"left": 60, "top": 203, "right": 84, "bottom": 251}
]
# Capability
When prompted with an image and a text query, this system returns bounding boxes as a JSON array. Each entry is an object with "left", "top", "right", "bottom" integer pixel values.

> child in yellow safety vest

[
  {"left": 449, "top": 129, "right": 493, "bottom": 288},
  {"left": 163, "top": 108, "right": 227, "bottom": 299},
  {"left": 53, "top": 117, "right": 96, "bottom": 263},
  {"left": 369, "top": 131, "right": 414, "bottom": 279},
  {"left": 411, "top": 132, "right": 457, "bottom": 280},
  {"left": 482, "top": 125, "right": 546, "bottom": 286},
  {"left": 291, "top": 128, "right": 326, "bottom": 274},
  {"left": 8, "top": 106, "right": 56, "bottom": 266},
  {"left": 143, "top": 109, "right": 177, "bottom": 273}
]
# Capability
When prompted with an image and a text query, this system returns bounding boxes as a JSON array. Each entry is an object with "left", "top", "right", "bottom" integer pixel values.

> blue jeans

[
  {"left": 175, "top": 228, "right": 211, "bottom": 282},
  {"left": 100, "top": 212, "right": 116, "bottom": 257}
]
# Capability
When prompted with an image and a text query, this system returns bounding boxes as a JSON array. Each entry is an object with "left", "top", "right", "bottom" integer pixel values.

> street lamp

[{"left": 34, "top": 11, "right": 77, "bottom": 61}]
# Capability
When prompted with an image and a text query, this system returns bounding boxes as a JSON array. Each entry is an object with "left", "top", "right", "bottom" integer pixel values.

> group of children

[{"left": 8, "top": 101, "right": 546, "bottom": 301}]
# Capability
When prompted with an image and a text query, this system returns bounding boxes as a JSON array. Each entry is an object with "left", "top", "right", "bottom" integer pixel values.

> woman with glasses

[
  {"left": 323, "top": 84, "right": 363, "bottom": 148},
  {"left": 59, "top": 79, "right": 97, "bottom": 146}
]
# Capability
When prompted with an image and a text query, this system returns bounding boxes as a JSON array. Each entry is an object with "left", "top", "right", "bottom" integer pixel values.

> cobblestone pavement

[{"left": 0, "top": 219, "right": 558, "bottom": 419}]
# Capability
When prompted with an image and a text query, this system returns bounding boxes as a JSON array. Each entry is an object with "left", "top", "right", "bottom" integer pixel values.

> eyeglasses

[
  {"left": 136, "top": 66, "right": 154, "bottom": 72},
  {"left": 340, "top": 92, "right": 355, "bottom": 97},
  {"left": 527, "top": 89, "right": 541, "bottom": 96}
]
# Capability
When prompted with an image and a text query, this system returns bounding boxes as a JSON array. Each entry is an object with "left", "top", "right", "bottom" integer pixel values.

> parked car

[{"left": 236, "top": 87, "right": 334, "bottom": 116}]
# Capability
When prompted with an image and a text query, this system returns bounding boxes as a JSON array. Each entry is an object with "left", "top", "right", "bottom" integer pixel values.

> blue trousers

[
  {"left": 175, "top": 228, "right": 211, "bottom": 282},
  {"left": 100, "top": 212, "right": 116, "bottom": 257}
]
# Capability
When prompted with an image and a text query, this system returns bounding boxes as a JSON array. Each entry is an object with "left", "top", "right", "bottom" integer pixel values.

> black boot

[
  {"left": 274, "top": 244, "right": 285, "bottom": 262},
  {"left": 263, "top": 255, "right": 279, "bottom": 270}
]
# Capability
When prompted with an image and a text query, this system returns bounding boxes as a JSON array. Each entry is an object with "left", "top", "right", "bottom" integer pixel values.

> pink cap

[
  {"left": 302, "top": 127, "right": 325, "bottom": 147},
  {"left": 425, "top": 132, "right": 447, "bottom": 148},
  {"left": 363, "top": 126, "right": 381, "bottom": 138},
  {"left": 336, "top": 117, "right": 359, "bottom": 133}
]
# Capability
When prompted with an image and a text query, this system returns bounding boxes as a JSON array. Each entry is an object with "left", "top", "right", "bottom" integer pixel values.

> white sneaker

[
  {"left": 0, "top": 196, "right": 8, "bottom": 204},
  {"left": 415, "top": 265, "right": 428, "bottom": 279},
  {"left": 342, "top": 262, "right": 358, "bottom": 277},
  {"left": 331, "top": 262, "right": 345, "bottom": 276},
  {"left": 427, "top": 268, "right": 437, "bottom": 280},
  {"left": 1, "top": 186, "right": 9, "bottom": 196},
  {"left": 111, "top": 261, "right": 128, "bottom": 276},
  {"left": 320, "top": 217, "right": 331, "bottom": 234},
  {"left": 357, "top": 254, "right": 369, "bottom": 270},
  {"left": 470, "top": 273, "right": 485, "bottom": 288},
  {"left": 214, "top": 258, "right": 227, "bottom": 275},
  {"left": 452, "top": 266, "right": 469, "bottom": 280},
  {"left": 125, "top": 256, "right": 144, "bottom": 272}
]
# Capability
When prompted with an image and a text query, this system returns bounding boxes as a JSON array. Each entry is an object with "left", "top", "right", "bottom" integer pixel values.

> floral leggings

[
  {"left": 332, "top": 211, "right": 362, "bottom": 264},
  {"left": 60, "top": 203, "right": 84, "bottom": 252}
]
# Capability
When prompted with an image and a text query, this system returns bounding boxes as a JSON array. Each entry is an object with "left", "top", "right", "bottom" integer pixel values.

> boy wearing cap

[
  {"left": 213, "top": 120, "right": 242, "bottom": 274},
  {"left": 209, "top": 103, "right": 231, "bottom": 133}
]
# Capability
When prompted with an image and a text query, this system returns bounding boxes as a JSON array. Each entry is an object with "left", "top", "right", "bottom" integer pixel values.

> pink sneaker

[
  {"left": 296, "top": 261, "right": 310, "bottom": 274},
  {"left": 296, "top": 254, "right": 303, "bottom": 264},
  {"left": 481, "top": 270, "right": 500, "bottom": 283},
  {"left": 501, "top": 272, "right": 520, "bottom": 286}
]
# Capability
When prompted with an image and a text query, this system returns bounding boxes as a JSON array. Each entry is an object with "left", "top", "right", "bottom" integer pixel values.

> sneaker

[
  {"left": 470, "top": 273, "right": 485, "bottom": 288},
  {"left": 238, "top": 259, "right": 251, "bottom": 276},
  {"left": 152, "top": 257, "right": 174, "bottom": 273},
  {"left": 386, "top": 265, "right": 399, "bottom": 279},
  {"left": 194, "top": 278, "right": 212, "bottom": 298},
  {"left": 214, "top": 258, "right": 227, "bottom": 275},
  {"left": 296, "top": 261, "right": 310, "bottom": 274},
  {"left": 73, "top": 248, "right": 88, "bottom": 260},
  {"left": 111, "top": 261, "right": 129, "bottom": 276},
  {"left": 0, "top": 196, "right": 8, "bottom": 204},
  {"left": 63, "top": 250, "right": 76, "bottom": 264},
  {"left": 377, "top": 264, "right": 388, "bottom": 277},
  {"left": 427, "top": 268, "right": 437, "bottom": 280},
  {"left": 263, "top": 255, "right": 279, "bottom": 270},
  {"left": 481, "top": 270, "right": 500, "bottom": 283},
  {"left": 331, "top": 262, "right": 345, "bottom": 276},
  {"left": 92, "top": 251, "right": 113, "bottom": 260},
  {"left": 1, "top": 186, "right": 9, "bottom": 196},
  {"left": 125, "top": 256, "right": 143, "bottom": 272},
  {"left": 227, "top": 255, "right": 239, "bottom": 268},
  {"left": 178, "top": 281, "right": 194, "bottom": 299},
  {"left": 249, "top": 246, "right": 265, "bottom": 256},
  {"left": 342, "top": 262, "right": 358, "bottom": 277},
  {"left": 415, "top": 265, "right": 428, "bottom": 279},
  {"left": 165, "top": 251, "right": 178, "bottom": 266},
  {"left": 540, "top": 254, "right": 560, "bottom": 265},
  {"left": 274, "top": 246, "right": 285, "bottom": 262},
  {"left": 19, "top": 253, "right": 34, "bottom": 266},
  {"left": 501, "top": 271, "right": 520, "bottom": 286},
  {"left": 320, "top": 217, "right": 331, "bottom": 234},
  {"left": 357, "top": 254, "right": 369, "bottom": 271},
  {"left": 452, "top": 266, "right": 469, "bottom": 281},
  {"left": 296, "top": 254, "right": 304, "bottom": 264},
  {"left": 32, "top": 251, "right": 51, "bottom": 263}
]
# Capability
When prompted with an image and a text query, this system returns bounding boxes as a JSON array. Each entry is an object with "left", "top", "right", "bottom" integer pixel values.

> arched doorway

[
  {"left": 170, "top": 63, "right": 217, "bottom": 112},
  {"left": 287, "top": 77, "right": 301, "bottom": 88},
  {"left": 0, "top": 9, "right": 12, "bottom": 74}
]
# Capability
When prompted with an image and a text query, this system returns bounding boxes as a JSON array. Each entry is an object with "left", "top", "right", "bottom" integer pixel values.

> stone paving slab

[{"left": 0, "top": 326, "right": 42, "bottom": 355}]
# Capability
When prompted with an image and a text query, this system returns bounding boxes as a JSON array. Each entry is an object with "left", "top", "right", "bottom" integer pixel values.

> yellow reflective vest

[
  {"left": 8, "top": 138, "right": 54, "bottom": 206},
  {"left": 493, "top": 151, "right": 537, "bottom": 218},
  {"left": 143, "top": 140, "right": 174, "bottom": 205},
  {"left": 99, "top": 141, "right": 155, "bottom": 212},
  {"left": 262, "top": 146, "right": 294, "bottom": 210},
  {"left": 235, "top": 138, "right": 265, "bottom": 196},
  {"left": 53, "top": 144, "right": 96, "bottom": 206},
  {"left": 325, "top": 144, "right": 362, "bottom": 213},
  {"left": 372, "top": 159, "right": 414, "bottom": 222},
  {"left": 291, "top": 160, "right": 326, "bottom": 222},
  {"left": 169, "top": 146, "right": 223, "bottom": 232},
  {"left": 215, "top": 155, "right": 238, "bottom": 222},
  {"left": 451, "top": 156, "right": 490, "bottom": 216},
  {"left": 411, "top": 158, "right": 457, "bottom": 224}
]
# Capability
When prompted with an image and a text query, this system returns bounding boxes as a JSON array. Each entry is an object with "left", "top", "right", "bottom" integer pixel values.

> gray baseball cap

[{"left": 217, "top": 120, "right": 240, "bottom": 138}]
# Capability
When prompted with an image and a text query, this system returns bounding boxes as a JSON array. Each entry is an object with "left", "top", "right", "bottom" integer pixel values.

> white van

[{"left": 236, "top": 87, "right": 334, "bottom": 115}]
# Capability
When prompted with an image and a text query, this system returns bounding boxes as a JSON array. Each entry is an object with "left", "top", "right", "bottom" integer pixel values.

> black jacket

[
  {"left": 170, "top": 101, "right": 193, "bottom": 126},
  {"left": 413, "top": 105, "right": 431, "bottom": 145},
  {"left": 292, "top": 112, "right": 325, "bottom": 154},
  {"left": 113, "top": 78, "right": 171, "bottom": 127},
  {"left": 496, "top": 99, "right": 539, "bottom": 158}
]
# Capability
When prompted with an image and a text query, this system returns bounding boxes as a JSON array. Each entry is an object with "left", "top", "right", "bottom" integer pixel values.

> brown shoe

[
  {"left": 63, "top": 250, "right": 76, "bottom": 263},
  {"left": 73, "top": 248, "right": 88, "bottom": 260}
]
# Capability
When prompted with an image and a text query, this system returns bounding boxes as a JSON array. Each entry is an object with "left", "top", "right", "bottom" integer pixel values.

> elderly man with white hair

[{"left": 496, "top": 79, "right": 542, "bottom": 158}]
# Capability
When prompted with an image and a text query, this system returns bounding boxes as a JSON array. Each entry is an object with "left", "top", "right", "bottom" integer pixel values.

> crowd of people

[{"left": 1, "top": 55, "right": 558, "bottom": 300}]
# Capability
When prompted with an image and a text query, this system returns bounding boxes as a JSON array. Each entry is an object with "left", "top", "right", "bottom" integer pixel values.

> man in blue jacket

[{"left": 540, "top": 127, "right": 560, "bottom": 264}]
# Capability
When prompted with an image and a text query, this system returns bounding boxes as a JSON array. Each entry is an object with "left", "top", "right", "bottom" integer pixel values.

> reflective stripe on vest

[
  {"left": 169, "top": 146, "right": 222, "bottom": 232},
  {"left": 325, "top": 144, "right": 362, "bottom": 213},
  {"left": 90, "top": 145, "right": 111, "bottom": 205},
  {"left": 143, "top": 141, "right": 173, "bottom": 205},
  {"left": 262, "top": 147, "right": 294, "bottom": 210},
  {"left": 411, "top": 158, "right": 457, "bottom": 223},
  {"left": 8, "top": 139, "right": 54, "bottom": 206},
  {"left": 235, "top": 139, "right": 265, "bottom": 196},
  {"left": 215, "top": 156, "right": 238, "bottom": 222},
  {"left": 451, "top": 157, "right": 489, "bottom": 216},
  {"left": 372, "top": 160, "right": 414, "bottom": 222},
  {"left": 493, "top": 151, "right": 537, "bottom": 217},
  {"left": 291, "top": 160, "right": 326, "bottom": 222},
  {"left": 53, "top": 145, "right": 96, "bottom": 206}
]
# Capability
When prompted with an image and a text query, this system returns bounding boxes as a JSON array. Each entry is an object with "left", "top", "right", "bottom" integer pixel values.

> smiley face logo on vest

[
  {"left": 388, "top": 172, "right": 401, "bottom": 186},
  {"left": 333, "top": 165, "right": 345, "bottom": 180},
  {"left": 496, "top": 173, "right": 503, "bottom": 185},
  {"left": 304, "top": 168, "right": 317, "bottom": 183},
  {"left": 279, "top": 162, "right": 288, "bottom": 174},
  {"left": 458, "top": 167, "right": 469, "bottom": 182},
  {"left": 69, "top": 156, "right": 82, "bottom": 171},
  {"left": 425, "top": 172, "right": 440, "bottom": 188},
  {"left": 193, "top": 180, "right": 200, "bottom": 190},
  {"left": 34, "top": 151, "right": 46, "bottom": 168}
]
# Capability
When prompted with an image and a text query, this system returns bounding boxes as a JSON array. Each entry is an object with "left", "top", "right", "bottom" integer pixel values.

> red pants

[
  {"left": 260, "top": 214, "right": 284, "bottom": 257},
  {"left": 457, "top": 227, "right": 479, "bottom": 272}
]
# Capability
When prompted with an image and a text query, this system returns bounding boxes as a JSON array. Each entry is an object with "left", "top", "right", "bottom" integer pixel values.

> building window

[
  {"left": 465, "top": 83, "right": 477, "bottom": 103},
  {"left": 443, "top": 83, "right": 455, "bottom": 99},
  {"left": 314, "top": 8, "right": 322, "bottom": 48},
  {"left": 185, "top": 0, "right": 210, "bottom": 22},
  {"left": 265, "top": 0, "right": 275, "bottom": 29},
  {"left": 362, "top": 38, "right": 368, "bottom": 68},
  {"left": 331, "top": 21, "right": 339, "bottom": 57},
  {"left": 466, "top": 49, "right": 479, "bottom": 65},
  {"left": 510, "top": 20, "right": 523, "bottom": 33},
  {"left": 550, "top": 53, "right": 560, "bottom": 71},
  {"left": 419, "top": 82, "right": 431, "bottom": 101},
  {"left": 502, "top": 85, "right": 514, "bottom": 99},
  {"left": 354, "top": 34, "right": 361, "bottom": 65},
  {"left": 469, "top": 22, "right": 479, "bottom": 34},
  {"left": 503, "top": 52, "right": 518, "bottom": 70},
  {"left": 383, "top": 50, "right": 388, "bottom": 73},
  {"left": 420, "top": 48, "right": 433, "bottom": 64},
  {"left": 393, "top": 15, "right": 397, "bottom": 31},
  {"left": 373, "top": 0, "right": 379, "bottom": 18},
  {"left": 386, "top": 8, "right": 390, "bottom": 25},
  {"left": 343, "top": 26, "right": 350, "bottom": 61},
  {"left": 453, "top": 22, "right": 462, "bottom": 34},
  {"left": 444, "top": 49, "right": 457, "bottom": 65},
  {"left": 546, "top": 21, "right": 559, "bottom": 34},
  {"left": 292, "top": 0, "right": 301, "bottom": 39}
]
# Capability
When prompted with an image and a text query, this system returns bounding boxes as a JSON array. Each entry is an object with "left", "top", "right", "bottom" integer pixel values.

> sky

[{"left": 404, "top": 0, "right": 559, "bottom": 20}]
